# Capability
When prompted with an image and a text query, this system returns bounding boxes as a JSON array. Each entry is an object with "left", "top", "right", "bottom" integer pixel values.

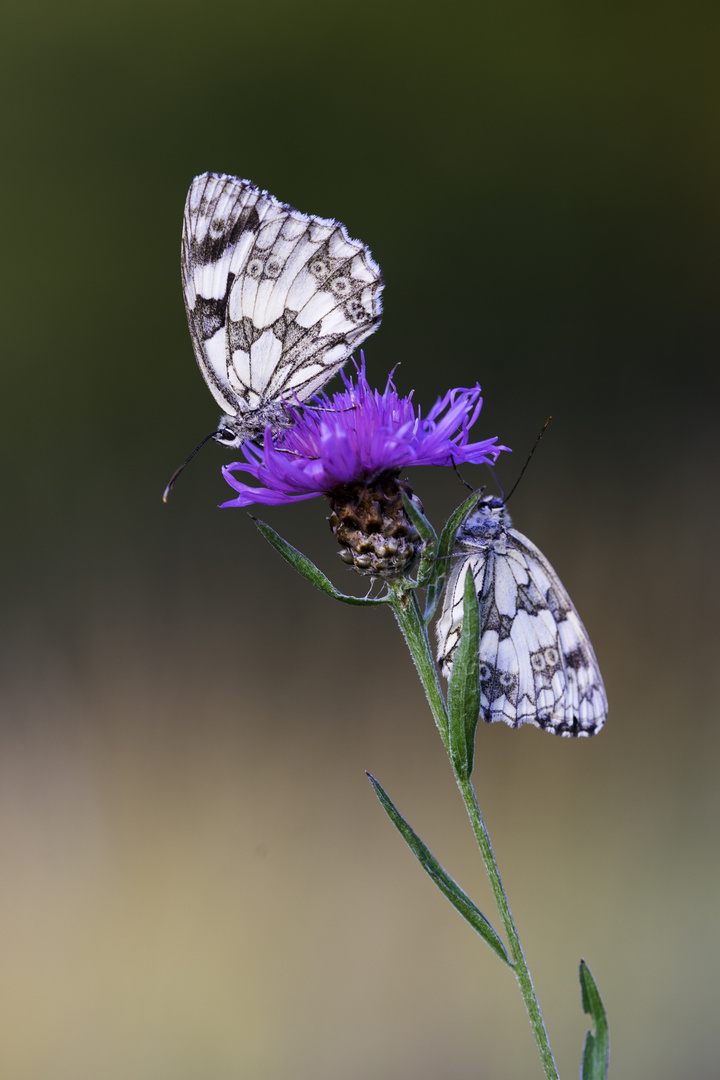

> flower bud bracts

[{"left": 328, "top": 472, "right": 423, "bottom": 578}]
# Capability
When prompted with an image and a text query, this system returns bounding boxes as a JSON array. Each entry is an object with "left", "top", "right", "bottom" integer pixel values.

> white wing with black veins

[
  {"left": 436, "top": 498, "right": 607, "bottom": 737},
  {"left": 182, "top": 172, "right": 384, "bottom": 446}
]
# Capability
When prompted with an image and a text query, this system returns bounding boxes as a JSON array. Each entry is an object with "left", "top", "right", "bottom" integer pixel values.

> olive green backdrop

[{"left": 2, "top": 1, "right": 719, "bottom": 1077}]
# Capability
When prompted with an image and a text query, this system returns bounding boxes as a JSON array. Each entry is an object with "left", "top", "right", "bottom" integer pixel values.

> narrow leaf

[
  {"left": 367, "top": 773, "right": 512, "bottom": 967},
  {"left": 436, "top": 489, "right": 481, "bottom": 569},
  {"left": 424, "top": 489, "right": 481, "bottom": 622},
  {"left": 252, "top": 518, "right": 389, "bottom": 607},
  {"left": 401, "top": 492, "right": 438, "bottom": 547},
  {"left": 579, "top": 960, "right": 610, "bottom": 1080},
  {"left": 422, "top": 579, "right": 443, "bottom": 626},
  {"left": 447, "top": 566, "right": 481, "bottom": 777},
  {"left": 401, "top": 492, "right": 438, "bottom": 588}
]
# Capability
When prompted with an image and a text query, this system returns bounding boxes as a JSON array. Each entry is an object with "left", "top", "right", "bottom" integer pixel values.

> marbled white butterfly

[
  {"left": 182, "top": 172, "right": 384, "bottom": 448},
  {"left": 436, "top": 496, "right": 607, "bottom": 736}
]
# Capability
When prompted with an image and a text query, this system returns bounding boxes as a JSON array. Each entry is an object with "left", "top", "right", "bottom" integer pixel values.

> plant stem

[
  {"left": 390, "top": 590, "right": 560, "bottom": 1080},
  {"left": 457, "top": 777, "right": 560, "bottom": 1080},
  {"left": 390, "top": 589, "right": 450, "bottom": 745}
]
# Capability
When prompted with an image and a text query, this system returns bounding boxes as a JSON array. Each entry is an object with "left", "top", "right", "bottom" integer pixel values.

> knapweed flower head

[
  {"left": 222, "top": 360, "right": 509, "bottom": 576},
  {"left": 222, "top": 361, "right": 507, "bottom": 507}
]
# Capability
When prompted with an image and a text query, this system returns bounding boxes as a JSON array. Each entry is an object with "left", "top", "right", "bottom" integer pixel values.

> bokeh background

[{"left": 2, "top": 1, "right": 719, "bottom": 1077}]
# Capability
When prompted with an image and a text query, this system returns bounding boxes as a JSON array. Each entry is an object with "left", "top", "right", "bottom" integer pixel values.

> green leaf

[
  {"left": 423, "top": 489, "right": 480, "bottom": 623},
  {"left": 401, "top": 492, "right": 438, "bottom": 547},
  {"left": 447, "top": 566, "right": 481, "bottom": 778},
  {"left": 579, "top": 960, "right": 610, "bottom": 1080},
  {"left": 367, "top": 773, "right": 512, "bottom": 967},
  {"left": 437, "top": 488, "right": 481, "bottom": 570},
  {"left": 401, "top": 492, "right": 438, "bottom": 588},
  {"left": 252, "top": 518, "right": 390, "bottom": 607}
]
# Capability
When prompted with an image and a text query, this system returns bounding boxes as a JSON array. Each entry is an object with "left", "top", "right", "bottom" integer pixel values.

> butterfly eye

[
  {"left": 209, "top": 217, "right": 226, "bottom": 237},
  {"left": 265, "top": 257, "right": 283, "bottom": 278},
  {"left": 215, "top": 429, "right": 237, "bottom": 445},
  {"left": 247, "top": 258, "right": 264, "bottom": 278},
  {"left": 309, "top": 259, "right": 328, "bottom": 278},
  {"left": 478, "top": 663, "right": 492, "bottom": 681},
  {"left": 499, "top": 672, "right": 515, "bottom": 688},
  {"left": 544, "top": 647, "right": 558, "bottom": 666},
  {"left": 531, "top": 653, "right": 546, "bottom": 672}
]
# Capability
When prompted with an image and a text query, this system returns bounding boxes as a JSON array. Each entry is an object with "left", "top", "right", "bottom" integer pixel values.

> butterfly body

[
  {"left": 182, "top": 172, "right": 384, "bottom": 447},
  {"left": 436, "top": 496, "right": 607, "bottom": 736}
]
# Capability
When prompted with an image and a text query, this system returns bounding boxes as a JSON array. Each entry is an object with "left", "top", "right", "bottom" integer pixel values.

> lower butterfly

[
  {"left": 436, "top": 496, "right": 607, "bottom": 736},
  {"left": 182, "top": 172, "right": 384, "bottom": 448}
]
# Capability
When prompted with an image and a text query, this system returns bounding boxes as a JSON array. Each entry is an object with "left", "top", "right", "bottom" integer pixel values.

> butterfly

[
  {"left": 181, "top": 172, "right": 384, "bottom": 448},
  {"left": 436, "top": 495, "right": 607, "bottom": 736}
]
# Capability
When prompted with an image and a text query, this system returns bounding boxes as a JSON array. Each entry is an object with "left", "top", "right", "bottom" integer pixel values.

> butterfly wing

[
  {"left": 436, "top": 548, "right": 484, "bottom": 677},
  {"left": 437, "top": 545, "right": 540, "bottom": 728},
  {"left": 182, "top": 173, "right": 384, "bottom": 438},
  {"left": 437, "top": 518, "right": 607, "bottom": 737},
  {"left": 502, "top": 528, "right": 607, "bottom": 735}
]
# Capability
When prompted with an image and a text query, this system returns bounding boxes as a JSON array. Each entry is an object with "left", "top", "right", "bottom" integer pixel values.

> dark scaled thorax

[{"left": 456, "top": 496, "right": 512, "bottom": 551}]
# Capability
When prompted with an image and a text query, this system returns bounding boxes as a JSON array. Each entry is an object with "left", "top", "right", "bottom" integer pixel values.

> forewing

[
  {"left": 182, "top": 172, "right": 384, "bottom": 420},
  {"left": 182, "top": 173, "right": 269, "bottom": 414}
]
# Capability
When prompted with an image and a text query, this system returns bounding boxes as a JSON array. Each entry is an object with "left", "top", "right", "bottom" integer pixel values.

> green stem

[
  {"left": 390, "top": 589, "right": 450, "bottom": 746},
  {"left": 390, "top": 590, "right": 560, "bottom": 1080},
  {"left": 457, "top": 777, "right": 559, "bottom": 1080}
]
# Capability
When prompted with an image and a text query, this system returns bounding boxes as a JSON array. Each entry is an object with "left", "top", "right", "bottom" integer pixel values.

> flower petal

[{"left": 220, "top": 358, "right": 509, "bottom": 508}]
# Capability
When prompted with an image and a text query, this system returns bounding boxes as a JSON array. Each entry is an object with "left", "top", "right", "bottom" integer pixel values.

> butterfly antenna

[
  {"left": 504, "top": 415, "right": 552, "bottom": 505},
  {"left": 162, "top": 430, "right": 221, "bottom": 502},
  {"left": 451, "top": 460, "right": 474, "bottom": 491},
  {"left": 485, "top": 463, "right": 505, "bottom": 501}
]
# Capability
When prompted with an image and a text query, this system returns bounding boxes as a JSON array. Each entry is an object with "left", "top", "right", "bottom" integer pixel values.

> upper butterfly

[
  {"left": 182, "top": 172, "right": 384, "bottom": 448},
  {"left": 436, "top": 496, "right": 608, "bottom": 737}
]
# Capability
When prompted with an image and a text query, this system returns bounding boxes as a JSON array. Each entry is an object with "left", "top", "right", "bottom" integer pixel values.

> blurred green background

[{"left": 2, "top": 1, "right": 719, "bottom": 1077}]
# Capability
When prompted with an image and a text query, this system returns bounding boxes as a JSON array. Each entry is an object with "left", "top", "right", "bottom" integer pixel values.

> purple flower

[{"left": 221, "top": 360, "right": 509, "bottom": 509}]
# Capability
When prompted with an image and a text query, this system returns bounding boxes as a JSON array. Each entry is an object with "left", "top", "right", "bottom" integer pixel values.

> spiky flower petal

[{"left": 221, "top": 361, "right": 508, "bottom": 509}]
